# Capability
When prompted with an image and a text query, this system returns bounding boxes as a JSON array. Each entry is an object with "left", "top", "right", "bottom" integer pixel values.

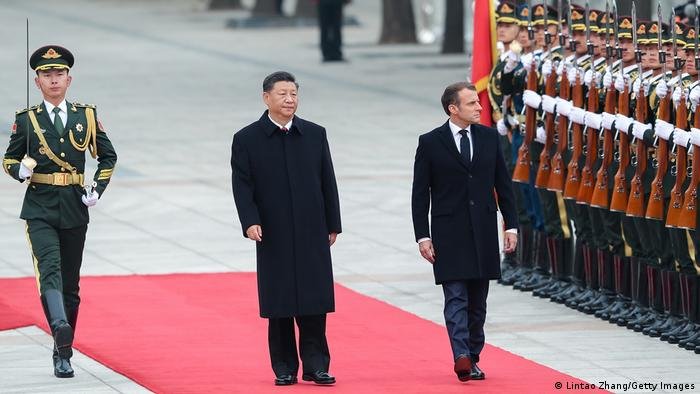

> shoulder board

[
  {"left": 72, "top": 102, "right": 96, "bottom": 109},
  {"left": 15, "top": 104, "right": 40, "bottom": 115}
]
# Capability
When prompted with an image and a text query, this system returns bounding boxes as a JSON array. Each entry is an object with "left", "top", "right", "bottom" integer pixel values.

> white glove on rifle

[
  {"left": 601, "top": 112, "right": 616, "bottom": 130},
  {"left": 655, "top": 79, "right": 668, "bottom": 99},
  {"left": 567, "top": 67, "right": 580, "bottom": 85},
  {"left": 541, "top": 95, "right": 557, "bottom": 113},
  {"left": 556, "top": 98, "right": 573, "bottom": 117},
  {"left": 689, "top": 85, "right": 700, "bottom": 111},
  {"left": 535, "top": 126, "right": 547, "bottom": 144},
  {"left": 569, "top": 107, "right": 587, "bottom": 125},
  {"left": 523, "top": 90, "right": 542, "bottom": 109},
  {"left": 18, "top": 163, "right": 33, "bottom": 180},
  {"left": 542, "top": 59, "right": 553, "bottom": 78},
  {"left": 673, "top": 129, "right": 691, "bottom": 148},
  {"left": 614, "top": 73, "right": 628, "bottom": 92},
  {"left": 82, "top": 189, "right": 99, "bottom": 207},
  {"left": 503, "top": 50, "right": 520, "bottom": 73},
  {"left": 690, "top": 127, "right": 700, "bottom": 146},
  {"left": 632, "top": 121, "right": 650, "bottom": 140},
  {"left": 497, "top": 119, "right": 508, "bottom": 136},
  {"left": 672, "top": 87, "right": 685, "bottom": 109},
  {"left": 654, "top": 119, "right": 674, "bottom": 141},
  {"left": 603, "top": 71, "right": 614, "bottom": 89},
  {"left": 615, "top": 114, "right": 633, "bottom": 134},
  {"left": 521, "top": 52, "right": 538, "bottom": 71}
]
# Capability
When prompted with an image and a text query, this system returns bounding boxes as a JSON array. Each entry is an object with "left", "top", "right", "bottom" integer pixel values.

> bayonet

[
  {"left": 672, "top": 8, "right": 681, "bottom": 75},
  {"left": 527, "top": 0, "right": 534, "bottom": 43},
  {"left": 544, "top": 1, "right": 551, "bottom": 49},
  {"left": 585, "top": 0, "right": 593, "bottom": 56},
  {"left": 658, "top": 1, "right": 667, "bottom": 80},
  {"left": 558, "top": 0, "right": 564, "bottom": 47},
  {"left": 614, "top": 2, "right": 621, "bottom": 63},
  {"left": 696, "top": 6, "right": 700, "bottom": 71},
  {"left": 567, "top": 0, "right": 577, "bottom": 60},
  {"left": 632, "top": 1, "right": 643, "bottom": 78},
  {"left": 605, "top": 0, "right": 612, "bottom": 64}
]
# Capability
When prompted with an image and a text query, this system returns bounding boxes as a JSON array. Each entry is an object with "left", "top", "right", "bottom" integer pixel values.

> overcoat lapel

[{"left": 436, "top": 122, "right": 470, "bottom": 171}]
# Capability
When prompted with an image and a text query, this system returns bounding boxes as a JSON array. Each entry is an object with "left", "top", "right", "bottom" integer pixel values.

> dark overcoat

[
  {"left": 231, "top": 111, "right": 342, "bottom": 318},
  {"left": 411, "top": 122, "right": 518, "bottom": 284}
]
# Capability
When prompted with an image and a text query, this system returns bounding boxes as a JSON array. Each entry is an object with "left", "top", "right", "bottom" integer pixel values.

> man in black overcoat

[
  {"left": 411, "top": 82, "right": 518, "bottom": 382},
  {"left": 231, "top": 71, "right": 342, "bottom": 386}
]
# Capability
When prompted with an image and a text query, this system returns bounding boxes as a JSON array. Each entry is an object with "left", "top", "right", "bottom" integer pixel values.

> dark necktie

[
  {"left": 459, "top": 129, "right": 471, "bottom": 163},
  {"left": 52, "top": 107, "right": 64, "bottom": 135},
  {"left": 280, "top": 126, "right": 288, "bottom": 135}
]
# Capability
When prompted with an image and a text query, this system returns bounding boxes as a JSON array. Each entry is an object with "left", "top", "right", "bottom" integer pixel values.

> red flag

[{"left": 471, "top": 0, "right": 498, "bottom": 126}]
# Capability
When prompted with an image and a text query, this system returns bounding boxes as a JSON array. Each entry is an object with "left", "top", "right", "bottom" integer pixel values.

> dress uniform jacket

[
  {"left": 231, "top": 111, "right": 342, "bottom": 318},
  {"left": 3, "top": 101, "right": 117, "bottom": 229}
]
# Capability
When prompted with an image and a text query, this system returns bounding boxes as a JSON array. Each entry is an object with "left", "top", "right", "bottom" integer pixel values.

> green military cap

[
  {"left": 531, "top": 4, "right": 557, "bottom": 26},
  {"left": 657, "top": 22, "right": 671, "bottom": 45},
  {"left": 588, "top": 9, "right": 602, "bottom": 33},
  {"left": 516, "top": 3, "right": 530, "bottom": 27},
  {"left": 597, "top": 11, "right": 614, "bottom": 36},
  {"left": 617, "top": 16, "right": 633, "bottom": 39},
  {"left": 496, "top": 2, "right": 518, "bottom": 24},
  {"left": 570, "top": 5, "right": 585, "bottom": 32},
  {"left": 644, "top": 21, "right": 659, "bottom": 45},
  {"left": 685, "top": 24, "right": 697, "bottom": 50},
  {"left": 29, "top": 45, "right": 74, "bottom": 72},
  {"left": 671, "top": 22, "right": 687, "bottom": 46}
]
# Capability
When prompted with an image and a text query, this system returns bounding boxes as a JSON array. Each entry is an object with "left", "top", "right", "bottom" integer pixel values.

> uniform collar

[{"left": 43, "top": 99, "right": 67, "bottom": 115}]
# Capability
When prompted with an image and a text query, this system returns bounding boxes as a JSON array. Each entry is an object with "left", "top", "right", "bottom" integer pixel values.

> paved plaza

[{"left": 0, "top": 0, "right": 698, "bottom": 392}]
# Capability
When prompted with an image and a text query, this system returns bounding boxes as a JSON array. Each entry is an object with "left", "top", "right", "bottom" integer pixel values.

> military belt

[{"left": 30, "top": 172, "right": 84, "bottom": 186}]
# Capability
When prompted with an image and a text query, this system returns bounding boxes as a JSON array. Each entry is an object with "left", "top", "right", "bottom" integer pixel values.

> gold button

[
  {"left": 60, "top": 168, "right": 66, "bottom": 172},
  {"left": 60, "top": 152, "right": 65, "bottom": 157},
  {"left": 60, "top": 138, "right": 64, "bottom": 143}
]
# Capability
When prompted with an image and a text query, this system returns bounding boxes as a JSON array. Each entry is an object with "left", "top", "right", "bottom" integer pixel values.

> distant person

[
  {"left": 411, "top": 82, "right": 517, "bottom": 382},
  {"left": 2, "top": 45, "right": 117, "bottom": 378},
  {"left": 231, "top": 71, "right": 342, "bottom": 386},
  {"left": 317, "top": 0, "right": 350, "bottom": 62}
]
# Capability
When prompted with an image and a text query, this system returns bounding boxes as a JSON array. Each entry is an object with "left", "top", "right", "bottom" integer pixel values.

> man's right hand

[
  {"left": 18, "top": 163, "right": 33, "bottom": 180},
  {"left": 418, "top": 239, "right": 435, "bottom": 264},
  {"left": 246, "top": 225, "right": 262, "bottom": 241}
]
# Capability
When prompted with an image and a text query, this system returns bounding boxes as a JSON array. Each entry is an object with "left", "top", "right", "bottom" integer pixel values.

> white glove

[
  {"left": 506, "top": 114, "right": 520, "bottom": 128},
  {"left": 541, "top": 95, "right": 557, "bottom": 113},
  {"left": 556, "top": 98, "right": 573, "bottom": 117},
  {"left": 601, "top": 112, "right": 616, "bottom": 130},
  {"left": 655, "top": 79, "right": 668, "bottom": 99},
  {"left": 523, "top": 89, "right": 542, "bottom": 109},
  {"left": 535, "top": 126, "right": 547, "bottom": 144},
  {"left": 689, "top": 85, "right": 700, "bottom": 111},
  {"left": 672, "top": 87, "right": 685, "bottom": 109},
  {"left": 603, "top": 71, "right": 614, "bottom": 89},
  {"left": 556, "top": 59, "right": 566, "bottom": 76},
  {"left": 81, "top": 190, "right": 99, "bottom": 207},
  {"left": 615, "top": 73, "right": 628, "bottom": 92},
  {"left": 673, "top": 129, "right": 691, "bottom": 148},
  {"left": 503, "top": 50, "right": 520, "bottom": 73},
  {"left": 584, "top": 112, "right": 602, "bottom": 129},
  {"left": 615, "top": 114, "right": 633, "bottom": 134},
  {"left": 690, "top": 127, "right": 700, "bottom": 146},
  {"left": 521, "top": 52, "right": 538, "bottom": 71},
  {"left": 567, "top": 67, "right": 580, "bottom": 85},
  {"left": 632, "top": 121, "right": 650, "bottom": 140},
  {"left": 497, "top": 119, "right": 508, "bottom": 136},
  {"left": 569, "top": 107, "right": 587, "bottom": 124},
  {"left": 633, "top": 78, "right": 649, "bottom": 96},
  {"left": 18, "top": 163, "right": 33, "bottom": 180},
  {"left": 542, "top": 59, "right": 553, "bottom": 78},
  {"left": 584, "top": 69, "right": 599, "bottom": 86},
  {"left": 654, "top": 119, "right": 674, "bottom": 140}
]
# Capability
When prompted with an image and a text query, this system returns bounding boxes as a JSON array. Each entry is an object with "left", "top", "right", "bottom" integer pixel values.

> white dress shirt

[
  {"left": 44, "top": 100, "right": 68, "bottom": 127},
  {"left": 268, "top": 114, "right": 293, "bottom": 131}
]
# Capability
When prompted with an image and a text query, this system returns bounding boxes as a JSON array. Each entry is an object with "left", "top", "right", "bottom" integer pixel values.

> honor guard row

[{"left": 488, "top": 0, "right": 700, "bottom": 354}]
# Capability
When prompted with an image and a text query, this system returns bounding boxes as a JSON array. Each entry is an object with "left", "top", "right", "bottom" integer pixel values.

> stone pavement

[{"left": 0, "top": 0, "right": 698, "bottom": 392}]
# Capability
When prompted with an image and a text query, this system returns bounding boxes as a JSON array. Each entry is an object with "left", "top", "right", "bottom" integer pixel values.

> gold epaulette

[
  {"left": 72, "top": 102, "right": 96, "bottom": 109},
  {"left": 15, "top": 104, "right": 40, "bottom": 115}
]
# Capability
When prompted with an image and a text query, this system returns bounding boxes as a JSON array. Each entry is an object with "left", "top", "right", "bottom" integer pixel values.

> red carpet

[{"left": 0, "top": 273, "right": 607, "bottom": 393}]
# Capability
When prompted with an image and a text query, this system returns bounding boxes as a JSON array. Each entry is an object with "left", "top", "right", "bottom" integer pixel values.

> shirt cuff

[
  {"left": 417, "top": 237, "right": 431, "bottom": 244},
  {"left": 505, "top": 229, "right": 518, "bottom": 234}
]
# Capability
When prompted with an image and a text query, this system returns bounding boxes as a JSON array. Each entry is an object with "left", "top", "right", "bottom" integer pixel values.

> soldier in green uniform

[{"left": 2, "top": 45, "right": 117, "bottom": 378}]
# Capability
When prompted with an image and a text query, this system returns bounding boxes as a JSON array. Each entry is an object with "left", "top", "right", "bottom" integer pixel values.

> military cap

[
  {"left": 597, "top": 12, "right": 614, "bottom": 36},
  {"left": 569, "top": 5, "right": 585, "bottom": 32},
  {"left": 657, "top": 22, "right": 671, "bottom": 45},
  {"left": 29, "top": 45, "right": 74, "bottom": 72},
  {"left": 617, "top": 16, "right": 633, "bottom": 39},
  {"left": 516, "top": 4, "right": 530, "bottom": 27},
  {"left": 670, "top": 22, "right": 687, "bottom": 46},
  {"left": 497, "top": 2, "right": 518, "bottom": 24},
  {"left": 685, "top": 24, "right": 697, "bottom": 50},
  {"left": 639, "top": 21, "right": 653, "bottom": 45},
  {"left": 588, "top": 9, "right": 602, "bottom": 33},
  {"left": 531, "top": 4, "right": 557, "bottom": 26}
]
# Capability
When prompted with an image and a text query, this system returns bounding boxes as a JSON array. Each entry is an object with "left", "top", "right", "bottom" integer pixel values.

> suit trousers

[
  {"left": 318, "top": 2, "right": 343, "bottom": 61},
  {"left": 26, "top": 219, "right": 87, "bottom": 310},
  {"left": 442, "top": 279, "right": 489, "bottom": 362},
  {"left": 268, "top": 314, "right": 330, "bottom": 377}
]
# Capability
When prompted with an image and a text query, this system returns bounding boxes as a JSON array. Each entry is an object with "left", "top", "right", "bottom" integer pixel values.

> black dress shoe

[
  {"left": 453, "top": 355, "right": 472, "bottom": 382},
  {"left": 274, "top": 375, "right": 297, "bottom": 386},
  {"left": 53, "top": 355, "right": 74, "bottom": 378},
  {"left": 470, "top": 362, "right": 485, "bottom": 380},
  {"left": 302, "top": 371, "right": 336, "bottom": 385}
]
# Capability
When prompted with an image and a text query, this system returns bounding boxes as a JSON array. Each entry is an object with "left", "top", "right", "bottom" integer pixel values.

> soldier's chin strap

[{"left": 27, "top": 110, "right": 78, "bottom": 174}]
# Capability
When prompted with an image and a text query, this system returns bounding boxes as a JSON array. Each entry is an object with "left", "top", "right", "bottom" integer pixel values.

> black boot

[
  {"left": 567, "top": 244, "right": 597, "bottom": 309},
  {"left": 580, "top": 249, "right": 614, "bottom": 315},
  {"left": 623, "top": 259, "right": 651, "bottom": 329},
  {"left": 40, "top": 289, "right": 74, "bottom": 378},
  {"left": 645, "top": 270, "right": 681, "bottom": 338},
  {"left": 501, "top": 226, "right": 532, "bottom": 286},
  {"left": 551, "top": 239, "right": 584, "bottom": 304},
  {"left": 598, "top": 255, "right": 632, "bottom": 321},
  {"left": 631, "top": 264, "right": 664, "bottom": 332}
]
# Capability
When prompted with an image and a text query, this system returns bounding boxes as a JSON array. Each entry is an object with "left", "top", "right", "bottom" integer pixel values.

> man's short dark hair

[
  {"left": 441, "top": 82, "right": 476, "bottom": 115},
  {"left": 263, "top": 71, "right": 299, "bottom": 92}
]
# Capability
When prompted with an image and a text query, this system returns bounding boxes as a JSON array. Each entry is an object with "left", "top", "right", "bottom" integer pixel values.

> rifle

[
  {"left": 625, "top": 1, "right": 648, "bottom": 217},
  {"left": 513, "top": 0, "right": 538, "bottom": 184},
  {"left": 591, "top": 3, "right": 616, "bottom": 208},
  {"left": 535, "top": 65, "right": 558, "bottom": 188},
  {"left": 666, "top": 92, "right": 688, "bottom": 227},
  {"left": 564, "top": 75, "right": 585, "bottom": 199},
  {"left": 547, "top": 0, "right": 571, "bottom": 192},
  {"left": 647, "top": 8, "right": 675, "bottom": 220},
  {"left": 677, "top": 7, "right": 700, "bottom": 230}
]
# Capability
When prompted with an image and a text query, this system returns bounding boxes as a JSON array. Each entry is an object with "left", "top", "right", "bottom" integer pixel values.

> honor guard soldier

[{"left": 2, "top": 45, "right": 117, "bottom": 378}]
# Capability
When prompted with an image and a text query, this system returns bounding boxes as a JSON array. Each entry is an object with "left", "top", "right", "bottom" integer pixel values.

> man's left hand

[
  {"left": 503, "top": 232, "right": 517, "bottom": 253},
  {"left": 329, "top": 232, "right": 338, "bottom": 246},
  {"left": 81, "top": 191, "right": 99, "bottom": 207}
]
